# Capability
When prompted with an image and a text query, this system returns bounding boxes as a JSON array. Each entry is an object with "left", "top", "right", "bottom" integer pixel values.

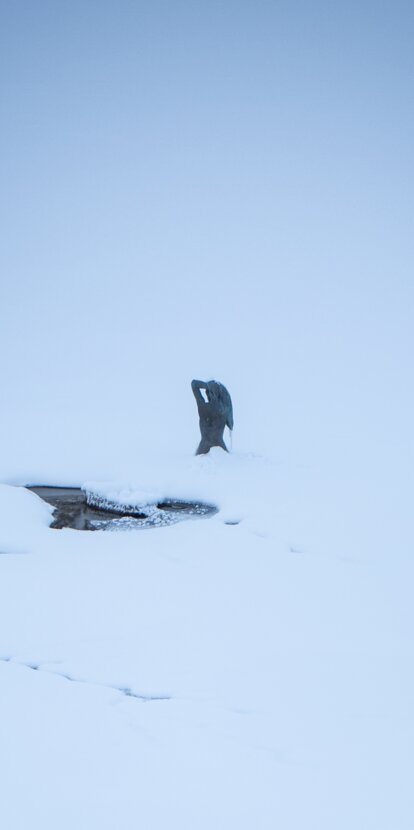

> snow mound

[
  {"left": 82, "top": 449, "right": 276, "bottom": 529},
  {"left": 0, "top": 484, "right": 54, "bottom": 553}
]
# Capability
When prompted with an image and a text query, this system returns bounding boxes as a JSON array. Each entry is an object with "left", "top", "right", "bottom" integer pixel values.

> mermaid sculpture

[{"left": 191, "top": 379, "right": 233, "bottom": 455}]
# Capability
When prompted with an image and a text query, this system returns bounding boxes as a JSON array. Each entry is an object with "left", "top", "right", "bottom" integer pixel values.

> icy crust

[
  {"left": 89, "top": 507, "right": 212, "bottom": 532},
  {"left": 84, "top": 490, "right": 214, "bottom": 531},
  {"left": 84, "top": 488, "right": 161, "bottom": 516},
  {"left": 83, "top": 490, "right": 172, "bottom": 531}
]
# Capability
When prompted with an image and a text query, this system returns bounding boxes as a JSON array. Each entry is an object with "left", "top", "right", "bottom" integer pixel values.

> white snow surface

[{"left": 0, "top": 451, "right": 413, "bottom": 829}]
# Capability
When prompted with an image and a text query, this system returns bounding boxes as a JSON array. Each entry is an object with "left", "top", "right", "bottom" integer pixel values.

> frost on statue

[{"left": 191, "top": 379, "right": 233, "bottom": 455}]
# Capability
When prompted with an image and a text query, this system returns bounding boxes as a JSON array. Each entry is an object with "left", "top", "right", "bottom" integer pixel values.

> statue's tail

[
  {"left": 223, "top": 388, "right": 234, "bottom": 431},
  {"left": 207, "top": 381, "right": 234, "bottom": 430}
]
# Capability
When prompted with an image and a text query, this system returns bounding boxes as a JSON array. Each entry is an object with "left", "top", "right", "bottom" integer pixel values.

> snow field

[{"left": 0, "top": 452, "right": 413, "bottom": 829}]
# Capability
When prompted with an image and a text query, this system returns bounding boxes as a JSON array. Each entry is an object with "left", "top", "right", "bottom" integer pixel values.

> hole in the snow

[{"left": 28, "top": 487, "right": 217, "bottom": 531}]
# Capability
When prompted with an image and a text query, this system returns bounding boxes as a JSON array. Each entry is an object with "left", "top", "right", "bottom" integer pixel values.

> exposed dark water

[{"left": 28, "top": 486, "right": 217, "bottom": 531}]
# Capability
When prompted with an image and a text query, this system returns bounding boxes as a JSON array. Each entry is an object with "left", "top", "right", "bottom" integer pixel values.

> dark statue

[{"left": 191, "top": 379, "right": 234, "bottom": 455}]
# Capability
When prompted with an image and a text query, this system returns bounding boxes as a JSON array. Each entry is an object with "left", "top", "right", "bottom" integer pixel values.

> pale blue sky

[{"left": 1, "top": 1, "right": 413, "bottom": 473}]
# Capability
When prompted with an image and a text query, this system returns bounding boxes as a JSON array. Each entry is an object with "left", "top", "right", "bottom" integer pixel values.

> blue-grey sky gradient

[{"left": 1, "top": 1, "right": 413, "bottom": 477}]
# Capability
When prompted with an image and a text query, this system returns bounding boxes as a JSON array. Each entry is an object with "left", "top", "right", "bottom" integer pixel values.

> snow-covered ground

[{"left": 1, "top": 448, "right": 413, "bottom": 829}]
